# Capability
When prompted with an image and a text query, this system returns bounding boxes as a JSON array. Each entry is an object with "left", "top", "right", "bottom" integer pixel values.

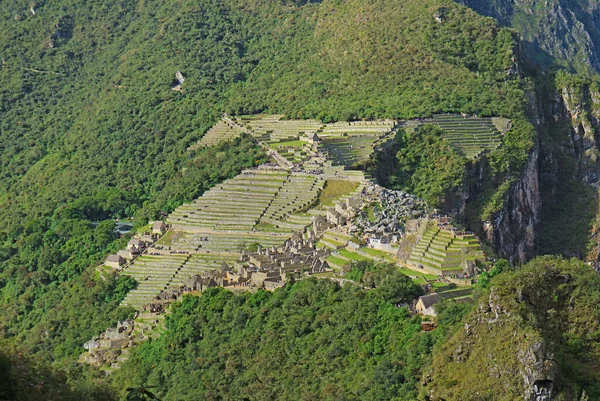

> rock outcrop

[
  {"left": 428, "top": 257, "right": 600, "bottom": 400},
  {"left": 457, "top": 0, "right": 600, "bottom": 73},
  {"left": 484, "top": 146, "right": 540, "bottom": 264},
  {"left": 558, "top": 82, "right": 600, "bottom": 184}
]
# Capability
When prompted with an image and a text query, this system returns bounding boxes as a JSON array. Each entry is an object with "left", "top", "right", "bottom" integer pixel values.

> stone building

[
  {"left": 415, "top": 293, "right": 442, "bottom": 316},
  {"left": 127, "top": 238, "right": 147, "bottom": 252},
  {"left": 152, "top": 221, "right": 168, "bottom": 235},
  {"left": 105, "top": 254, "right": 125, "bottom": 269},
  {"left": 117, "top": 249, "right": 137, "bottom": 260}
]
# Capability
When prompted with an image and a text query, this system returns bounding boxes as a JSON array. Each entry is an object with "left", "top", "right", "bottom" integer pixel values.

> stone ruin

[
  {"left": 353, "top": 183, "right": 427, "bottom": 236},
  {"left": 80, "top": 319, "right": 137, "bottom": 368},
  {"left": 172, "top": 71, "right": 185, "bottom": 91}
]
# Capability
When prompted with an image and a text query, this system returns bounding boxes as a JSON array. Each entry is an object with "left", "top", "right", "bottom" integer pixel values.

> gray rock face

[
  {"left": 457, "top": 0, "right": 600, "bottom": 73},
  {"left": 519, "top": 342, "right": 557, "bottom": 401},
  {"left": 558, "top": 84, "right": 600, "bottom": 185},
  {"left": 484, "top": 145, "right": 540, "bottom": 264}
]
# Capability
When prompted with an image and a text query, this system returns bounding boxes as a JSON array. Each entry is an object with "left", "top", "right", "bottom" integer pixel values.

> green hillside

[
  {"left": 0, "top": 0, "right": 560, "bottom": 399},
  {"left": 0, "top": 343, "right": 115, "bottom": 401},
  {"left": 458, "top": 0, "right": 600, "bottom": 73},
  {"left": 111, "top": 272, "right": 431, "bottom": 400},
  {"left": 429, "top": 257, "right": 600, "bottom": 400}
]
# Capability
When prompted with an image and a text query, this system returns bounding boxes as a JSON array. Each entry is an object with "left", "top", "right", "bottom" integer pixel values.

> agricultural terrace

[
  {"left": 318, "top": 180, "right": 361, "bottom": 207},
  {"left": 267, "top": 140, "right": 310, "bottom": 163},
  {"left": 120, "top": 253, "right": 239, "bottom": 309},
  {"left": 118, "top": 114, "right": 494, "bottom": 312},
  {"left": 118, "top": 167, "right": 330, "bottom": 307},
  {"left": 407, "top": 225, "right": 484, "bottom": 276},
  {"left": 408, "top": 114, "right": 506, "bottom": 159},
  {"left": 317, "top": 120, "right": 396, "bottom": 167},
  {"left": 190, "top": 120, "right": 246, "bottom": 149},
  {"left": 191, "top": 116, "right": 398, "bottom": 168},
  {"left": 167, "top": 169, "right": 324, "bottom": 235},
  {"left": 239, "top": 115, "right": 323, "bottom": 142}
]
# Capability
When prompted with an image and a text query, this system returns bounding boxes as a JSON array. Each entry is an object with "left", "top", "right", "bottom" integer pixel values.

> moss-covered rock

[{"left": 427, "top": 256, "right": 600, "bottom": 400}]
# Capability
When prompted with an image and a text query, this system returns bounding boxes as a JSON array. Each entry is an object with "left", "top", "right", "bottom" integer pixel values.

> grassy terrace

[
  {"left": 167, "top": 169, "right": 289, "bottom": 232},
  {"left": 407, "top": 225, "right": 484, "bottom": 276},
  {"left": 335, "top": 248, "right": 446, "bottom": 287},
  {"left": 241, "top": 115, "right": 323, "bottom": 142},
  {"left": 318, "top": 180, "right": 360, "bottom": 207},
  {"left": 326, "top": 255, "right": 350, "bottom": 268},
  {"left": 338, "top": 249, "right": 370, "bottom": 261},
  {"left": 411, "top": 114, "right": 505, "bottom": 159},
  {"left": 176, "top": 253, "right": 239, "bottom": 280},
  {"left": 318, "top": 237, "right": 347, "bottom": 250},
  {"left": 267, "top": 140, "right": 306, "bottom": 148},
  {"left": 359, "top": 247, "right": 397, "bottom": 263},
  {"left": 191, "top": 120, "right": 245, "bottom": 149},
  {"left": 120, "top": 252, "right": 244, "bottom": 309},
  {"left": 320, "top": 136, "right": 380, "bottom": 167},
  {"left": 319, "top": 120, "right": 395, "bottom": 136},
  {"left": 170, "top": 231, "right": 289, "bottom": 253},
  {"left": 120, "top": 254, "right": 190, "bottom": 309},
  {"left": 155, "top": 230, "right": 176, "bottom": 246}
]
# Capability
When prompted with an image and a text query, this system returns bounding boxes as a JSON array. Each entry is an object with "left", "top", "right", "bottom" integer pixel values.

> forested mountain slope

[
  {"left": 0, "top": 0, "right": 533, "bottom": 364},
  {"left": 2, "top": 0, "right": 595, "bottom": 400},
  {"left": 429, "top": 257, "right": 600, "bottom": 401},
  {"left": 456, "top": 0, "right": 600, "bottom": 73},
  {"left": 111, "top": 270, "right": 433, "bottom": 400}
]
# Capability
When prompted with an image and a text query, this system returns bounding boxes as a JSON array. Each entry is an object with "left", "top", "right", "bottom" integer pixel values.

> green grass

[
  {"left": 326, "top": 255, "right": 350, "bottom": 267},
  {"left": 322, "top": 237, "right": 348, "bottom": 247},
  {"left": 318, "top": 180, "right": 360, "bottom": 207},
  {"left": 267, "top": 140, "right": 306, "bottom": 148},
  {"left": 398, "top": 267, "right": 440, "bottom": 281},
  {"left": 338, "top": 249, "right": 370, "bottom": 261},
  {"left": 365, "top": 203, "right": 378, "bottom": 222},
  {"left": 254, "top": 222, "right": 278, "bottom": 231},
  {"left": 155, "top": 230, "right": 176, "bottom": 246},
  {"left": 361, "top": 247, "right": 397, "bottom": 262},
  {"left": 325, "top": 231, "right": 355, "bottom": 241},
  {"left": 398, "top": 267, "right": 424, "bottom": 277},
  {"left": 311, "top": 271, "right": 336, "bottom": 278},
  {"left": 438, "top": 286, "right": 473, "bottom": 295}
]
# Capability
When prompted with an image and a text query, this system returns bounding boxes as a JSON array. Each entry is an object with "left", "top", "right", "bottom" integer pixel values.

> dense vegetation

[
  {"left": 0, "top": 2, "right": 567, "bottom": 401},
  {"left": 0, "top": 0, "right": 537, "bottom": 366},
  {"left": 111, "top": 264, "right": 467, "bottom": 400},
  {"left": 386, "top": 126, "right": 467, "bottom": 207},
  {"left": 460, "top": 0, "right": 600, "bottom": 74},
  {"left": 0, "top": 343, "right": 115, "bottom": 401},
  {"left": 0, "top": 135, "right": 265, "bottom": 365},
  {"left": 429, "top": 256, "right": 600, "bottom": 400}
]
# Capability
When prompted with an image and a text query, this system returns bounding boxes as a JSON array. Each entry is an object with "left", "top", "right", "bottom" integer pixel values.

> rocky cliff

[
  {"left": 557, "top": 80, "right": 600, "bottom": 182},
  {"left": 464, "top": 74, "right": 600, "bottom": 264},
  {"left": 483, "top": 144, "right": 540, "bottom": 264},
  {"left": 525, "top": 73, "right": 600, "bottom": 264},
  {"left": 457, "top": 0, "right": 600, "bottom": 73},
  {"left": 427, "top": 256, "right": 600, "bottom": 401}
]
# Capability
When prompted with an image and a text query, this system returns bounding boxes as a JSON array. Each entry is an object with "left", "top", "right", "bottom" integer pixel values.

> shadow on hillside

[{"left": 538, "top": 147, "right": 599, "bottom": 259}]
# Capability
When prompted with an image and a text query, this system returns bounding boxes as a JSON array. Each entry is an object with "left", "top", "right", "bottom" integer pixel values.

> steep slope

[
  {"left": 457, "top": 0, "right": 600, "bottom": 73},
  {"left": 110, "top": 275, "right": 432, "bottom": 400},
  {"left": 534, "top": 72, "right": 600, "bottom": 263},
  {"left": 0, "top": 0, "right": 540, "bottom": 381},
  {"left": 232, "top": 0, "right": 525, "bottom": 119},
  {"left": 0, "top": 344, "right": 115, "bottom": 401},
  {"left": 428, "top": 257, "right": 600, "bottom": 400}
]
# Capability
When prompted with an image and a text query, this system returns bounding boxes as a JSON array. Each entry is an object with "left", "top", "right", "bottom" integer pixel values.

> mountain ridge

[{"left": 1, "top": 0, "right": 600, "bottom": 400}]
